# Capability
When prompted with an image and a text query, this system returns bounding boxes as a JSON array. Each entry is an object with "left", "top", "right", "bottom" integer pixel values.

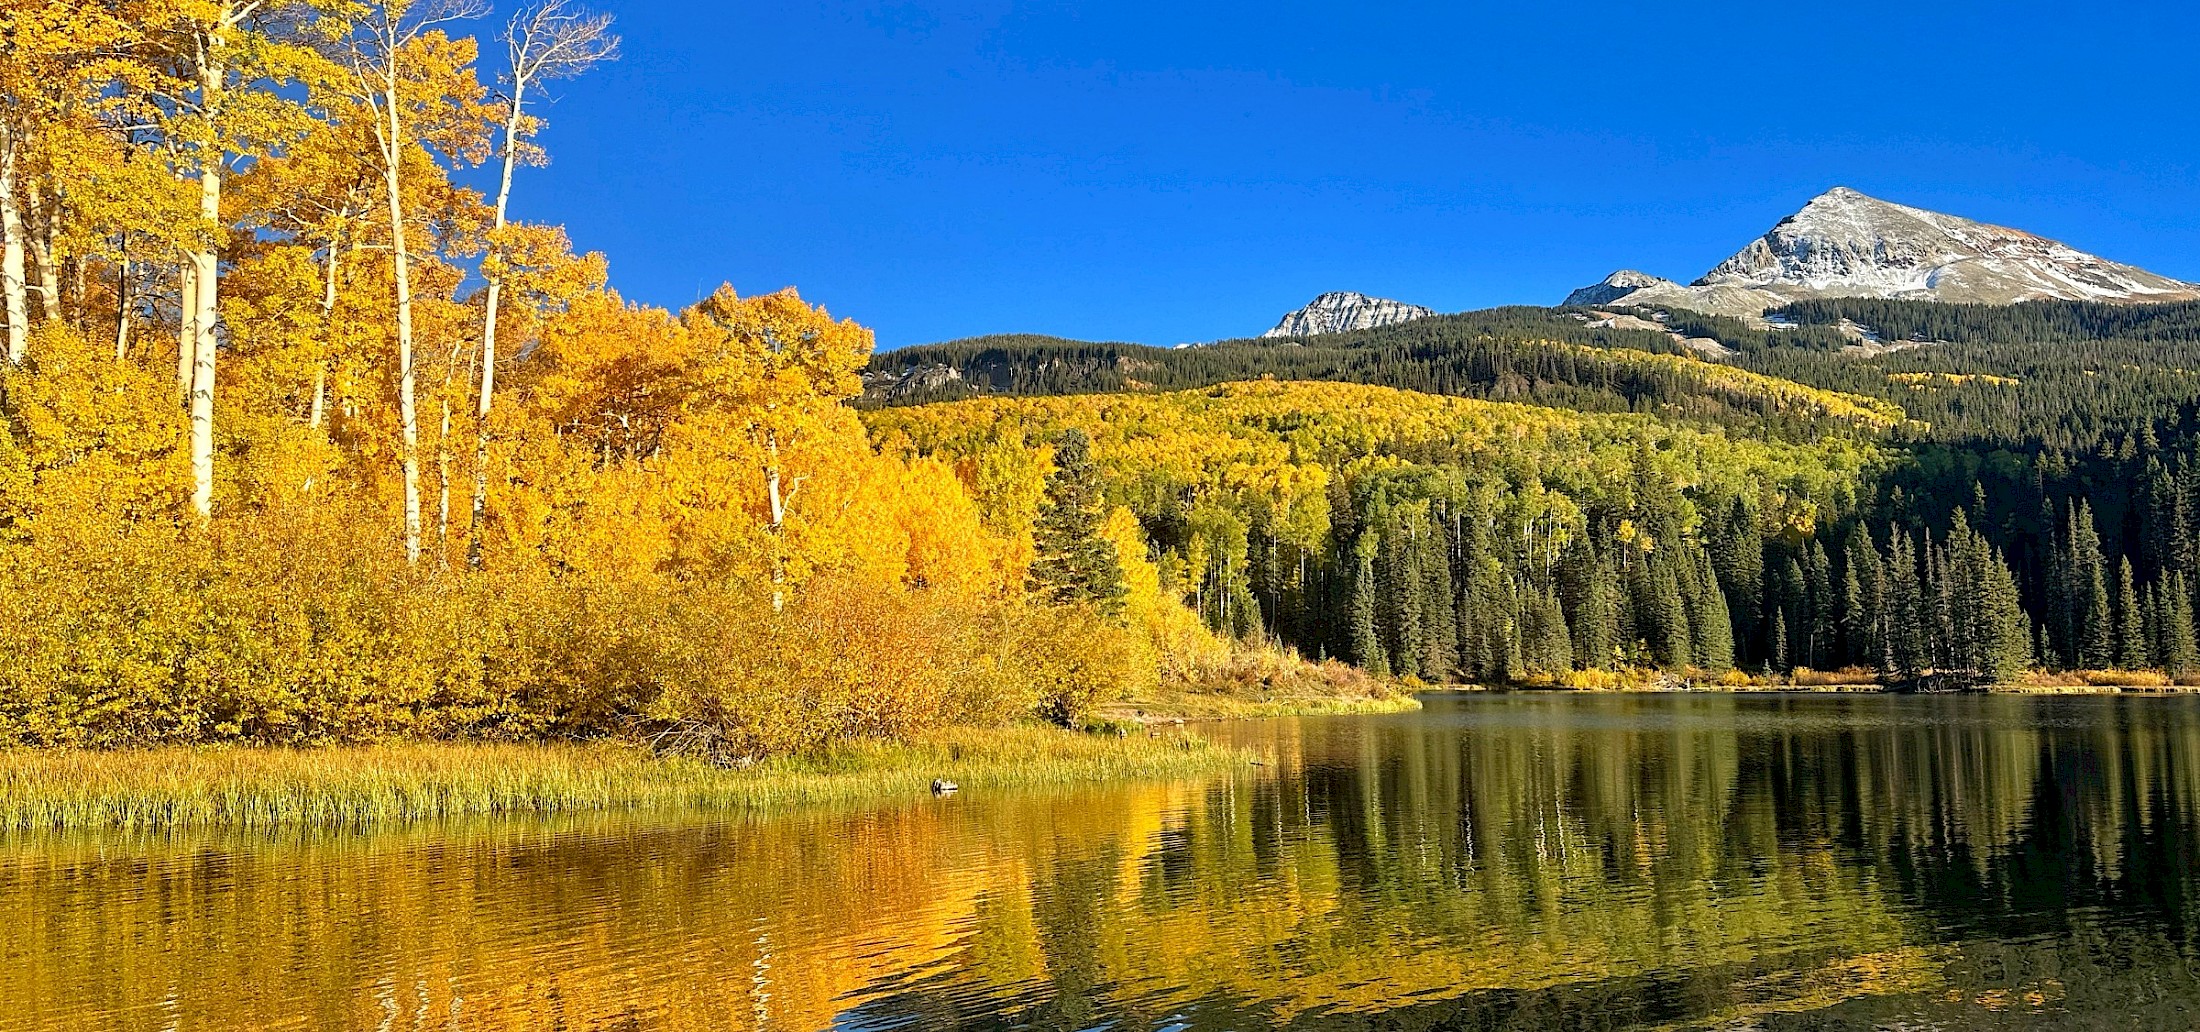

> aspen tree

[
  {"left": 339, "top": 0, "right": 487, "bottom": 560},
  {"left": 471, "top": 0, "right": 616, "bottom": 563}
]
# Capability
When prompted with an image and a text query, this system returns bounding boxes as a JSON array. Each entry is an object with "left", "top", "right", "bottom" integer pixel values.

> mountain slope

[
  {"left": 1263, "top": 291, "right": 1435, "bottom": 338},
  {"left": 1570, "top": 187, "right": 2200, "bottom": 316}
]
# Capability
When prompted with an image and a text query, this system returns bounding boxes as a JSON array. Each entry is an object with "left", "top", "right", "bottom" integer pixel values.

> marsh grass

[{"left": 0, "top": 725, "right": 1241, "bottom": 832}]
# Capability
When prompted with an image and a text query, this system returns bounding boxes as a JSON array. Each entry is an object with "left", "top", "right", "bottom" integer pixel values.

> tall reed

[{"left": 0, "top": 726, "right": 1239, "bottom": 832}]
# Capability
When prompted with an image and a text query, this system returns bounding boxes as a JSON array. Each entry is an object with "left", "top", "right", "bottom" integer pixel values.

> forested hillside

[
  {"left": 869, "top": 297, "right": 2200, "bottom": 687},
  {"left": 867, "top": 310, "right": 1902, "bottom": 439}
]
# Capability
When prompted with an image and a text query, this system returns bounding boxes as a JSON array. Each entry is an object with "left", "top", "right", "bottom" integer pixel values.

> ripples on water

[{"left": 13, "top": 693, "right": 2200, "bottom": 1030}]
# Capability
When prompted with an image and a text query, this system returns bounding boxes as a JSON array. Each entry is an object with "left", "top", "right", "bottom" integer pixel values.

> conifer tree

[
  {"left": 1027, "top": 428, "right": 1127, "bottom": 617},
  {"left": 1383, "top": 518, "right": 1424, "bottom": 680},
  {"left": 1885, "top": 530, "right": 1928, "bottom": 681},
  {"left": 1417, "top": 511, "right": 1459, "bottom": 682},
  {"left": 1946, "top": 511, "right": 2031, "bottom": 682},
  {"left": 1568, "top": 543, "right": 1619, "bottom": 670},
  {"left": 1349, "top": 538, "right": 1387, "bottom": 677},
  {"left": 2161, "top": 572, "right": 2199, "bottom": 676},
  {"left": 1926, "top": 538, "right": 1956, "bottom": 672},
  {"left": 1689, "top": 548, "right": 1735, "bottom": 672},
  {"left": 1528, "top": 585, "right": 1573, "bottom": 673},
  {"left": 2070, "top": 501, "right": 2114, "bottom": 669},
  {"left": 1642, "top": 548, "right": 1691, "bottom": 669},
  {"left": 1973, "top": 542, "right": 2033, "bottom": 681},
  {"left": 1707, "top": 495, "right": 1763, "bottom": 665},
  {"left": 2116, "top": 557, "right": 2150, "bottom": 670},
  {"left": 1805, "top": 540, "right": 1834, "bottom": 669}
]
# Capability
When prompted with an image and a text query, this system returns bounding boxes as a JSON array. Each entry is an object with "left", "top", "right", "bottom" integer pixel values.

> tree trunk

[
  {"left": 25, "top": 184, "right": 60, "bottom": 325},
  {"left": 184, "top": 24, "right": 230, "bottom": 522},
  {"left": 188, "top": 161, "right": 221, "bottom": 521},
  {"left": 0, "top": 122, "right": 29, "bottom": 365},
  {"left": 176, "top": 259, "right": 196, "bottom": 401},
  {"left": 470, "top": 76, "right": 527, "bottom": 565},
  {"left": 437, "top": 398, "right": 451, "bottom": 558},
  {"left": 113, "top": 238, "right": 131, "bottom": 361},
  {"left": 766, "top": 427, "right": 787, "bottom": 612},
  {"left": 310, "top": 226, "right": 342, "bottom": 429},
  {"left": 382, "top": 74, "right": 424, "bottom": 563}
]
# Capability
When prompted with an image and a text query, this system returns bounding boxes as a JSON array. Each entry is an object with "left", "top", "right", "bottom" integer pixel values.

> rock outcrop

[{"left": 1262, "top": 292, "right": 1435, "bottom": 338}]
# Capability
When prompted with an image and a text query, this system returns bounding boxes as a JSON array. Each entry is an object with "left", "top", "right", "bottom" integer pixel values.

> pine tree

[
  {"left": 1350, "top": 537, "right": 1388, "bottom": 677},
  {"left": 1527, "top": 585, "right": 1573, "bottom": 673},
  {"left": 1974, "top": 542, "right": 2034, "bottom": 682},
  {"left": 1806, "top": 540, "right": 1834, "bottom": 670},
  {"left": 1417, "top": 511, "right": 1459, "bottom": 682},
  {"left": 1568, "top": 542, "right": 1619, "bottom": 670},
  {"left": 1027, "top": 428, "right": 1127, "bottom": 616},
  {"left": 1769, "top": 618, "right": 1789, "bottom": 677},
  {"left": 2162, "top": 572, "right": 2199, "bottom": 676},
  {"left": 1644, "top": 548, "right": 1691, "bottom": 670},
  {"left": 2071, "top": 500, "right": 2113, "bottom": 669},
  {"left": 2142, "top": 461, "right": 2193, "bottom": 581},
  {"left": 1690, "top": 548, "right": 1735, "bottom": 672},
  {"left": 1926, "top": 537, "right": 1956, "bottom": 672},
  {"left": 1707, "top": 495, "right": 1763, "bottom": 666},
  {"left": 1384, "top": 518, "right": 1423, "bottom": 680},
  {"left": 1841, "top": 525, "right": 1881, "bottom": 668},
  {"left": 2116, "top": 556, "right": 2150, "bottom": 670},
  {"left": 1884, "top": 530, "right": 1928, "bottom": 681}
]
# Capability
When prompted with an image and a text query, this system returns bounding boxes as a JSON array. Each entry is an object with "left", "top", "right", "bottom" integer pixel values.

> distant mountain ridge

[
  {"left": 1263, "top": 291, "right": 1435, "bottom": 338},
  {"left": 1569, "top": 187, "right": 2200, "bottom": 317}
]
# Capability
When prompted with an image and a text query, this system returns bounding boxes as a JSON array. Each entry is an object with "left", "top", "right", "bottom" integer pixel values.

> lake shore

[{"left": 0, "top": 725, "right": 1243, "bottom": 834}]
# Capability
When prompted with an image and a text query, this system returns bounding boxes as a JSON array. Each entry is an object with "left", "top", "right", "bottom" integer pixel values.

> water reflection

[{"left": 14, "top": 694, "right": 2200, "bottom": 1030}]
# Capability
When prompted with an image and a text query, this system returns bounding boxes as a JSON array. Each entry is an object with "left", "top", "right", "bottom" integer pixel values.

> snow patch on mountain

[{"left": 1565, "top": 187, "right": 2200, "bottom": 317}]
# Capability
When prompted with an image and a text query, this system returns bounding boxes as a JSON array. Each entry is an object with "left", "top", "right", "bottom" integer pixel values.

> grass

[
  {"left": 1094, "top": 648, "right": 1423, "bottom": 722},
  {"left": 0, "top": 725, "right": 1242, "bottom": 833},
  {"left": 1100, "top": 691, "right": 1423, "bottom": 722}
]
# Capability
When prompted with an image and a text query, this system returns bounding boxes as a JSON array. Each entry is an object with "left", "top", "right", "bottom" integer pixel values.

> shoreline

[
  {"left": 1428, "top": 683, "right": 2200, "bottom": 696},
  {"left": 1095, "top": 691, "right": 1422, "bottom": 724},
  {"left": 0, "top": 726, "right": 1244, "bottom": 835}
]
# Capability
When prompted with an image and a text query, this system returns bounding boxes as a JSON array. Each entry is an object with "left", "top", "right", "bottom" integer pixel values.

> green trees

[
  {"left": 1946, "top": 512, "right": 2032, "bottom": 683},
  {"left": 1027, "top": 429, "right": 1127, "bottom": 617},
  {"left": 2158, "top": 573, "right": 2198, "bottom": 676}
]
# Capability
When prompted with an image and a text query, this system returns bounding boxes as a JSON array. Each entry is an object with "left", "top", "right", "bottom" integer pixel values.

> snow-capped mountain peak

[{"left": 1565, "top": 187, "right": 2200, "bottom": 317}]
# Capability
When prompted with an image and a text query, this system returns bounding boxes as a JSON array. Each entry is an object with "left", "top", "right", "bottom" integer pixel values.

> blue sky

[{"left": 497, "top": 1, "right": 2200, "bottom": 349}]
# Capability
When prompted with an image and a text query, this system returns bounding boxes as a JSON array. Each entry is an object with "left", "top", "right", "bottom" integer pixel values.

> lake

[{"left": 14, "top": 693, "right": 2200, "bottom": 1030}]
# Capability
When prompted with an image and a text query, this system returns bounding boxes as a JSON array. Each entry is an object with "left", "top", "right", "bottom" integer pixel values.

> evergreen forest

[{"left": 870, "top": 297, "right": 2200, "bottom": 688}]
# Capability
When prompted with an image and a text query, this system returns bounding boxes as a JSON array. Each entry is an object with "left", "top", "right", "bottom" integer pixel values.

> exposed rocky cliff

[{"left": 1262, "top": 291, "right": 1435, "bottom": 338}]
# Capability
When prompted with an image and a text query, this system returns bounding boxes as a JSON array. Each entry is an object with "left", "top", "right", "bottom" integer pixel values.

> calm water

[{"left": 15, "top": 694, "right": 2200, "bottom": 1031}]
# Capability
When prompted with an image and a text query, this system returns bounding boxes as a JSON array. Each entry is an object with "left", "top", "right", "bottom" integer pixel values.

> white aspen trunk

[
  {"left": 470, "top": 76, "right": 526, "bottom": 564},
  {"left": 113, "top": 242, "right": 132, "bottom": 361},
  {"left": 311, "top": 226, "right": 341, "bottom": 429},
  {"left": 437, "top": 398, "right": 450, "bottom": 555},
  {"left": 25, "top": 185, "right": 59, "bottom": 324},
  {"left": 176, "top": 260, "right": 196, "bottom": 401},
  {"left": 187, "top": 38, "right": 225, "bottom": 522},
  {"left": 765, "top": 427, "right": 788, "bottom": 612},
  {"left": 188, "top": 175, "right": 220, "bottom": 520},
  {"left": 380, "top": 66, "right": 422, "bottom": 564},
  {"left": 0, "top": 122, "right": 29, "bottom": 365}
]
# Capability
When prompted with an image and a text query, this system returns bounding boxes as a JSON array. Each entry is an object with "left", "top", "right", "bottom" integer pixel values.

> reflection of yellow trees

[{"left": 19, "top": 697, "right": 2200, "bottom": 1030}]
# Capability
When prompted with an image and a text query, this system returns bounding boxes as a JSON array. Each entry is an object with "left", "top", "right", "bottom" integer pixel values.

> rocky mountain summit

[
  {"left": 1562, "top": 270, "right": 1679, "bottom": 307},
  {"left": 1262, "top": 291, "right": 1435, "bottom": 338},
  {"left": 1569, "top": 187, "right": 2200, "bottom": 317}
]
